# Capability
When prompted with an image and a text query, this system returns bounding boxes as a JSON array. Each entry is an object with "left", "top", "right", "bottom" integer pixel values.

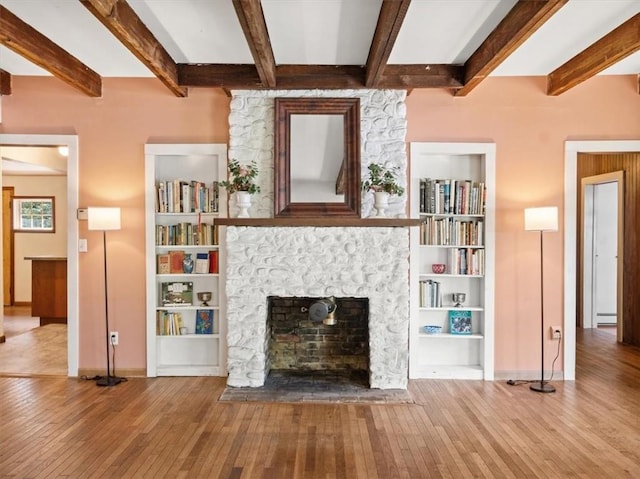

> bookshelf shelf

[
  {"left": 145, "top": 143, "right": 228, "bottom": 377},
  {"left": 409, "top": 142, "right": 495, "bottom": 380}
]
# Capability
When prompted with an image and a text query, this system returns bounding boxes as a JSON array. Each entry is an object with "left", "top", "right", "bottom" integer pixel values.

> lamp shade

[
  {"left": 88, "top": 207, "right": 121, "bottom": 231},
  {"left": 524, "top": 206, "right": 558, "bottom": 232}
]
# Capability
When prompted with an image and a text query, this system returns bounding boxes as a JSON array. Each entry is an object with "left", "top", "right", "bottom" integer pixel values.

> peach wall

[
  {"left": 406, "top": 76, "right": 640, "bottom": 374},
  {"left": 1, "top": 77, "right": 229, "bottom": 370},
  {"left": 2, "top": 75, "right": 639, "bottom": 376}
]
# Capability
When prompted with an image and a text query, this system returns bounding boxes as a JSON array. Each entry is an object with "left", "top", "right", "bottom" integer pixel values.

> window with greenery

[{"left": 13, "top": 197, "right": 55, "bottom": 233}]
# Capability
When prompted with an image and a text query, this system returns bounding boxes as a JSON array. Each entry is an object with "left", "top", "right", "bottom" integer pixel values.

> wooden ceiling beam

[
  {"left": 232, "top": 0, "right": 277, "bottom": 89},
  {"left": 548, "top": 13, "right": 640, "bottom": 96},
  {"left": 80, "top": 0, "right": 186, "bottom": 97},
  {"left": 0, "top": 5, "right": 101, "bottom": 97},
  {"left": 456, "top": 0, "right": 569, "bottom": 97},
  {"left": 365, "top": 0, "right": 411, "bottom": 87},
  {"left": 177, "top": 64, "right": 462, "bottom": 90},
  {"left": 0, "top": 69, "right": 11, "bottom": 95},
  {"left": 379, "top": 65, "right": 464, "bottom": 89}
]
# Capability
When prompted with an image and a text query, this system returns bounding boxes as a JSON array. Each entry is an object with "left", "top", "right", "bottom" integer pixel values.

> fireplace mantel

[{"left": 216, "top": 217, "right": 420, "bottom": 227}]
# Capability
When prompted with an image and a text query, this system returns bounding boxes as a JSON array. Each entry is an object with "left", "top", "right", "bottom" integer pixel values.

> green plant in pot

[
  {"left": 219, "top": 159, "right": 261, "bottom": 217},
  {"left": 362, "top": 163, "right": 404, "bottom": 217}
]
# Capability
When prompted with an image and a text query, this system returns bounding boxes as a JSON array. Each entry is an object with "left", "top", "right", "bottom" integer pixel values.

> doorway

[
  {"left": 2, "top": 187, "right": 14, "bottom": 306},
  {"left": 581, "top": 172, "right": 623, "bottom": 343},
  {"left": 0, "top": 134, "right": 79, "bottom": 376},
  {"left": 564, "top": 141, "right": 640, "bottom": 380}
]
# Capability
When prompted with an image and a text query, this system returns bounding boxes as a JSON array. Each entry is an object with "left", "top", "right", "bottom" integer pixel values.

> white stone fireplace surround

[
  {"left": 226, "top": 89, "right": 409, "bottom": 389},
  {"left": 225, "top": 226, "right": 410, "bottom": 389}
]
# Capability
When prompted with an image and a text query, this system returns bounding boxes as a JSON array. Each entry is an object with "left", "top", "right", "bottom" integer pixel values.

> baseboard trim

[
  {"left": 77, "top": 368, "right": 147, "bottom": 379},
  {"left": 13, "top": 301, "right": 31, "bottom": 307}
]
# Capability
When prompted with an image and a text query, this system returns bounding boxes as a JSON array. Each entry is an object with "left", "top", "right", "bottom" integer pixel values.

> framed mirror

[{"left": 274, "top": 97, "right": 361, "bottom": 217}]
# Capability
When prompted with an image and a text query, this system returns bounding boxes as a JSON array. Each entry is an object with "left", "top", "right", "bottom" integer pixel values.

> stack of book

[
  {"left": 419, "top": 178, "right": 486, "bottom": 215},
  {"left": 156, "top": 179, "right": 219, "bottom": 213}
]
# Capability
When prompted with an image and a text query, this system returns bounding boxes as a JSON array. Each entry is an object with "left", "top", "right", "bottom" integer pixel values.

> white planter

[
  {"left": 373, "top": 191, "right": 390, "bottom": 217},
  {"left": 235, "top": 191, "right": 252, "bottom": 218}
]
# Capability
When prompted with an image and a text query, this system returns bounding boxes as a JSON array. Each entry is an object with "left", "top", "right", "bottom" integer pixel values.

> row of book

[
  {"left": 155, "top": 222, "right": 219, "bottom": 246},
  {"left": 419, "top": 178, "right": 486, "bottom": 216},
  {"left": 156, "top": 179, "right": 220, "bottom": 213},
  {"left": 419, "top": 279, "right": 442, "bottom": 308},
  {"left": 157, "top": 251, "right": 219, "bottom": 274},
  {"left": 447, "top": 248, "right": 485, "bottom": 276},
  {"left": 156, "top": 309, "right": 214, "bottom": 335},
  {"left": 419, "top": 217, "right": 484, "bottom": 246}
]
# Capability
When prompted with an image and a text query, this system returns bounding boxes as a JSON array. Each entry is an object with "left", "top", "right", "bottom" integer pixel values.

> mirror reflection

[
  {"left": 290, "top": 114, "right": 345, "bottom": 203},
  {"left": 274, "top": 97, "right": 360, "bottom": 218}
]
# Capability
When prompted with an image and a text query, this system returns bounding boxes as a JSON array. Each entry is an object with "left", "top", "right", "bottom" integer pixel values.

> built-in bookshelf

[
  {"left": 409, "top": 142, "right": 495, "bottom": 380},
  {"left": 145, "top": 144, "right": 227, "bottom": 376}
]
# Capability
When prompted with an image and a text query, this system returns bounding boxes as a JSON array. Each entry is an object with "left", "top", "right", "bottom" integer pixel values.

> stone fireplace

[
  {"left": 225, "top": 226, "right": 410, "bottom": 389},
  {"left": 224, "top": 89, "right": 410, "bottom": 389}
]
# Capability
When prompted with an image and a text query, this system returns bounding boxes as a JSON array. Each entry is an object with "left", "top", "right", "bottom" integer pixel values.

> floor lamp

[
  {"left": 524, "top": 206, "right": 558, "bottom": 393},
  {"left": 88, "top": 207, "right": 124, "bottom": 387}
]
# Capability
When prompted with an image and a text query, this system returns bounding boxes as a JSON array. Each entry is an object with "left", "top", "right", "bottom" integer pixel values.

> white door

[{"left": 593, "top": 182, "right": 618, "bottom": 326}]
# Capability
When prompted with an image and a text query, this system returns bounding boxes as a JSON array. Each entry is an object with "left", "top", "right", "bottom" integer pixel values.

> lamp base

[
  {"left": 96, "top": 375, "right": 124, "bottom": 387},
  {"left": 530, "top": 381, "right": 555, "bottom": 393}
]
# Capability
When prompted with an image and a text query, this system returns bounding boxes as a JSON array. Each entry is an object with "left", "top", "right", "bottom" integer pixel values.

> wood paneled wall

[{"left": 577, "top": 152, "right": 640, "bottom": 346}]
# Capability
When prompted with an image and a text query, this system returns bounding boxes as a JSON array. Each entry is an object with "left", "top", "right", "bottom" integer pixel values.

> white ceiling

[{"left": 1, "top": 0, "right": 640, "bottom": 80}]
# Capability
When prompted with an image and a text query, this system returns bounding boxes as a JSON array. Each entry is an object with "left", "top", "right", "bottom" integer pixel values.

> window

[{"left": 13, "top": 197, "right": 55, "bottom": 233}]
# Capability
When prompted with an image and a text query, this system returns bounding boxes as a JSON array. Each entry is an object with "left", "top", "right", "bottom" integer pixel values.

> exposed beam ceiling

[
  {"left": 80, "top": 0, "right": 186, "bottom": 97},
  {"left": 456, "top": 0, "right": 569, "bottom": 96},
  {"left": 1, "top": 1, "right": 639, "bottom": 97},
  {"left": 548, "top": 12, "right": 640, "bottom": 96},
  {"left": 365, "top": 0, "right": 411, "bottom": 88},
  {"left": 232, "top": 0, "right": 277, "bottom": 89},
  {"left": 0, "top": 5, "right": 101, "bottom": 97}
]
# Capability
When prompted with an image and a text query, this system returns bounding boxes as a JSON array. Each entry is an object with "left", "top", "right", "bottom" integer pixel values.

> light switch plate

[
  {"left": 78, "top": 239, "right": 87, "bottom": 252},
  {"left": 77, "top": 208, "right": 88, "bottom": 220}
]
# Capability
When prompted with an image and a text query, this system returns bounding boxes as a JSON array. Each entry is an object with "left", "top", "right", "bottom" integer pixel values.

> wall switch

[
  {"left": 77, "top": 208, "right": 88, "bottom": 220},
  {"left": 78, "top": 239, "right": 88, "bottom": 252},
  {"left": 550, "top": 326, "right": 562, "bottom": 340},
  {"left": 110, "top": 331, "right": 119, "bottom": 346}
]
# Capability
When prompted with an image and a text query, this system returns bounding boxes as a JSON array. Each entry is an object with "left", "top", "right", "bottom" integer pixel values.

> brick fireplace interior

[{"left": 267, "top": 296, "right": 370, "bottom": 386}]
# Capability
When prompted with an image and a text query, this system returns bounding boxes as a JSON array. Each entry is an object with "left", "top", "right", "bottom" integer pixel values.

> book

[
  {"left": 448, "top": 309, "right": 472, "bottom": 335},
  {"left": 195, "top": 252, "right": 209, "bottom": 274},
  {"left": 161, "top": 281, "right": 193, "bottom": 306},
  {"left": 157, "top": 253, "right": 170, "bottom": 274},
  {"left": 209, "top": 250, "right": 219, "bottom": 274},
  {"left": 169, "top": 250, "right": 185, "bottom": 274},
  {"left": 195, "top": 309, "right": 214, "bottom": 334}
]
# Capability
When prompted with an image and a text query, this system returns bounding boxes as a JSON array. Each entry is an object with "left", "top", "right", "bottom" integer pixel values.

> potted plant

[
  {"left": 362, "top": 163, "right": 405, "bottom": 217},
  {"left": 219, "top": 159, "right": 261, "bottom": 217}
]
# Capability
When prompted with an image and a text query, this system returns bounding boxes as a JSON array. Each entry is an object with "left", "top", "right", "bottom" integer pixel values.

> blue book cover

[
  {"left": 195, "top": 309, "right": 214, "bottom": 334},
  {"left": 449, "top": 309, "right": 472, "bottom": 335}
]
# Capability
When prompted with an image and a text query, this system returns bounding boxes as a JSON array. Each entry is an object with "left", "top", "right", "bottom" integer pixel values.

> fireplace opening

[{"left": 267, "top": 296, "right": 370, "bottom": 387}]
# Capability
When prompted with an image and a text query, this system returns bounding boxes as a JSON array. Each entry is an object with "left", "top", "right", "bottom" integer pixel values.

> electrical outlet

[
  {"left": 110, "top": 331, "right": 119, "bottom": 346},
  {"left": 550, "top": 326, "right": 562, "bottom": 340}
]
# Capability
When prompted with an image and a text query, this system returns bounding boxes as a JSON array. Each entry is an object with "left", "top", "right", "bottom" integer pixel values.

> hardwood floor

[
  {"left": 0, "top": 306, "right": 66, "bottom": 377},
  {"left": 1, "top": 328, "right": 639, "bottom": 478}
]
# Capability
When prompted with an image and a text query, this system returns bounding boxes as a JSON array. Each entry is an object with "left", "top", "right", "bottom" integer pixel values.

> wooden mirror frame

[{"left": 274, "top": 97, "right": 361, "bottom": 217}]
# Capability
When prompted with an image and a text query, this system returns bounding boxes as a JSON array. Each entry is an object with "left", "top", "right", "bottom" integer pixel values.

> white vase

[
  {"left": 373, "top": 191, "right": 390, "bottom": 217},
  {"left": 235, "top": 191, "right": 252, "bottom": 218}
]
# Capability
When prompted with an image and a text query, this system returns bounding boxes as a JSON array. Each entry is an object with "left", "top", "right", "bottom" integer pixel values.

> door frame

[
  {"left": 581, "top": 172, "right": 624, "bottom": 342},
  {"left": 2, "top": 187, "right": 15, "bottom": 306},
  {"left": 0, "top": 134, "right": 79, "bottom": 376},
  {"left": 564, "top": 140, "right": 639, "bottom": 381}
]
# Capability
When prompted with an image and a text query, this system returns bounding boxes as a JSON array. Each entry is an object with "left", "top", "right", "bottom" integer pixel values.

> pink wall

[
  {"left": 2, "top": 75, "right": 639, "bottom": 375},
  {"left": 1, "top": 77, "right": 230, "bottom": 370},
  {"left": 406, "top": 75, "right": 640, "bottom": 373}
]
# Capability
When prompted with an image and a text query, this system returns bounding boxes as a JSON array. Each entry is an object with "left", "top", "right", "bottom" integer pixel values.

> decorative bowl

[
  {"left": 431, "top": 263, "right": 446, "bottom": 274},
  {"left": 422, "top": 325, "right": 442, "bottom": 334}
]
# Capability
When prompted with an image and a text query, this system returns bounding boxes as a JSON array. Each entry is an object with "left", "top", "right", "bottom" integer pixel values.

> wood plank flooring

[{"left": 1, "top": 328, "right": 639, "bottom": 478}]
